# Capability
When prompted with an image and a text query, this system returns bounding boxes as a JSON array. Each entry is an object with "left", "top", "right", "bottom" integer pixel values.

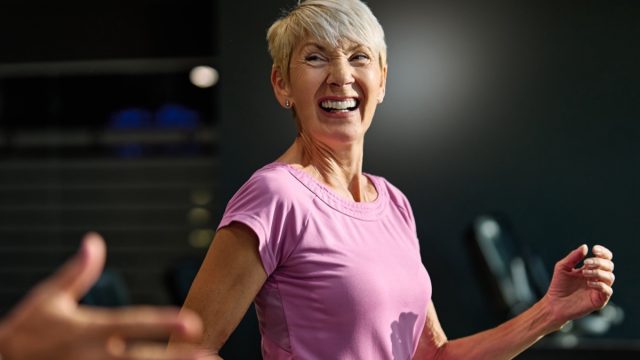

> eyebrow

[
  {"left": 299, "top": 42, "right": 327, "bottom": 52},
  {"left": 299, "top": 41, "right": 368, "bottom": 53}
]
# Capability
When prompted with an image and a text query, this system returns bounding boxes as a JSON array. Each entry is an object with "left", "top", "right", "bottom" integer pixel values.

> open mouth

[{"left": 319, "top": 98, "right": 360, "bottom": 113}]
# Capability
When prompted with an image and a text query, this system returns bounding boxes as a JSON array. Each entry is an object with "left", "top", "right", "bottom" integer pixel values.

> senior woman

[{"left": 173, "top": 0, "right": 616, "bottom": 359}]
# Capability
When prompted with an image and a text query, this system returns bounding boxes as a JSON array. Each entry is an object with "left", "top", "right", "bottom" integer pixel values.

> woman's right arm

[{"left": 170, "top": 222, "right": 268, "bottom": 357}]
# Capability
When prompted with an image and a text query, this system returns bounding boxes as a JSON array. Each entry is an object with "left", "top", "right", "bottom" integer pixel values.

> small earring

[{"left": 285, "top": 100, "right": 291, "bottom": 108}]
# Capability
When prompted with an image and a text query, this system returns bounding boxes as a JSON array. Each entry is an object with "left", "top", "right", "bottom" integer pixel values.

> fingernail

[
  {"left": 583, "top": 269, "right": 594, "bottom": 276},
  {"left": 584, "top": 258, "right": 594, "bottom": 265}
]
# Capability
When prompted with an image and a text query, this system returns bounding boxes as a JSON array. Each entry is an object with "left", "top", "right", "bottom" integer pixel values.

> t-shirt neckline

[{"left": 267, "top": 162, "right": 387, "bottom": 221}]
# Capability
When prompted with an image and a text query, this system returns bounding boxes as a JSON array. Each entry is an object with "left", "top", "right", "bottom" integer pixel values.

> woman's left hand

[{"left": 544, "top": 244, "right": 615, "bottom": 326}]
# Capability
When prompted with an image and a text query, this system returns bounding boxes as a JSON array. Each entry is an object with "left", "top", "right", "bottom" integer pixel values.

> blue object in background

[
  {"left": 155, "top": 103, "right": 201, "bottom": 130},
  {"left": 109, "top": 107, "right": 153, "bottom": 129},
  {"left": 108, "top": 108, "right": 154, "bottom": 157},
  {"left": 107, "top": 104, "right": 203, "bottom": 157}
]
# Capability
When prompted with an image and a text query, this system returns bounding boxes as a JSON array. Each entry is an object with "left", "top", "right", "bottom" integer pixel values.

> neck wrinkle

[{"left": 296, "top": 133, "right": 367, "bottom": 202}]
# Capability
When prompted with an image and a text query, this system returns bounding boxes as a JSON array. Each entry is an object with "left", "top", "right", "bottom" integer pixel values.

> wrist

[{"left": 537, "top": 295, "right": 569, "bottom": 333}]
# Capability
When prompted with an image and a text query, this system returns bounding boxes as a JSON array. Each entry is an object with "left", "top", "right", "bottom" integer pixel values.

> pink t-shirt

[{"left": 218, "top": 162, "right": 432, "bottom": 359}]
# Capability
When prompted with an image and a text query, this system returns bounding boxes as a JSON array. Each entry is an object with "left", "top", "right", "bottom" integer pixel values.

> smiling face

[{"left": 272, "top": 37, "right": 387, "bottom": 150}]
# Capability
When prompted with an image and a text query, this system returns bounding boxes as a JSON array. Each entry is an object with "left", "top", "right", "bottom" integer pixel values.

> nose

[{"left": 326, "top": 58, "right": 354, "bottom": 87}]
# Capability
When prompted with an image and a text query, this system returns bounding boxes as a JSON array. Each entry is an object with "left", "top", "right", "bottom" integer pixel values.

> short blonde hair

[{"left": 267, "top": 0, "right": 387, "bottom": 82}]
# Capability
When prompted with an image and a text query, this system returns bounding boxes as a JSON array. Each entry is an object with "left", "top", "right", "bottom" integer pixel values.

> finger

[
  {"left": 587, "top": 281, "right": 614, "bottom": 299},
  {"left": 39, "top": 232, "right": 107, "bottom": 300},
  {"left": 582, "top": 269, "right": 616, "bottom": 286},
  {"left": 556, "top": 244, "right": 588, "bottom": 271},
  {"left": 86, "top": 306, "right": 195, "bottom": 341},
  {"left": 592, "top": 244, "right": 613, "bottom": 260},
  {"left": 583, "top": 257, "right": 614, "bottom": 272}
]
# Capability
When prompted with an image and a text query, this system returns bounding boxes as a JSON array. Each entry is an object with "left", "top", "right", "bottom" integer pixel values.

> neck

[{"left": 278, "top": 134, "right": 372, "bottom": 202}]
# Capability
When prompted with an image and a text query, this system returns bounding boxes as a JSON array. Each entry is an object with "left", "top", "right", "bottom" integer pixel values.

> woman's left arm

[{"left": 413, "top": 244, "right": 615, "bottom": 360}]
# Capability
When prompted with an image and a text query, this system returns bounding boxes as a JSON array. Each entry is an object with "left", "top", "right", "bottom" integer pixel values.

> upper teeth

[{"left": 321, "top": 99, "right": 357, "bottom": 110}]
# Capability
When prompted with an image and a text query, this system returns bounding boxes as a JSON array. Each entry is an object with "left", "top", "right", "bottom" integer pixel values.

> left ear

[
  {"left": 271, "top": 65, "right": 292, "bottom": 108},
  {"left": 378, "top": 64, "right": 387, "bottom": 103}
]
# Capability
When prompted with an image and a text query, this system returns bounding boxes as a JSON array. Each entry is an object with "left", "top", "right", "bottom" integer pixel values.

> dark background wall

[
  {"left": 0, "top": 0, "right": 220, "bottom": 314},
  {"left": 218, "top": 0, "right": 639, "bottom": 349},
  {"left": 0, "top": 0, "right": 638, "bottom": 358}
]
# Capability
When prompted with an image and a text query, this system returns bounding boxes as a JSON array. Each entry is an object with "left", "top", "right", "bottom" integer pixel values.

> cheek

[
  {"left": 361, "top": 70, "right": 383, "bottom": 96},
  {"left": 290, "top": 66, "right": 323, "bottom": 90},
  {"left": 291, "top": 81, "right": 318, "bottom": 107}
]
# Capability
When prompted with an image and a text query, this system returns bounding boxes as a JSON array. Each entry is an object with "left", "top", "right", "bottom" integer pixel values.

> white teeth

[{"left": 320, "top": 99, "right": 357, "bottom": 110}]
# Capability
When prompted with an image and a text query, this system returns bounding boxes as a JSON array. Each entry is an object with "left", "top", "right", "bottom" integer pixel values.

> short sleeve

[{"left": 217, "top": 169, "right": 307, "bottom": 275}]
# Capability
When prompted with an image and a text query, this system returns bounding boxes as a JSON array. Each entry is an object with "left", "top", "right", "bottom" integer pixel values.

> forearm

[{"left": 434, "top": 296, "right": 564, "bottom": 360}]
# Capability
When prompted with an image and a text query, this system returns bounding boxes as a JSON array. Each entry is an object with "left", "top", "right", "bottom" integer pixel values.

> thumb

[
  {"left": 42, "top": 232, "right": 107, "bottom": 300},
  {"left": 558, "top": 244, "right": 588, "bottom": 271}
]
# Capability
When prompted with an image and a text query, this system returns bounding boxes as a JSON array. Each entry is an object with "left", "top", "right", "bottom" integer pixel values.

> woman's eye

[
  {"left": 305, "top": 54, "right": 326, "bottom": 63},
  {"left": 350, "top": 53, "right": 371, "bottom": 64}
]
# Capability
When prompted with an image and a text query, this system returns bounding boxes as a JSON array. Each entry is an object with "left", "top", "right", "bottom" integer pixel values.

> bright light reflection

[{"left": 190, "top": 65, "right": 219, "bottom": 88}]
